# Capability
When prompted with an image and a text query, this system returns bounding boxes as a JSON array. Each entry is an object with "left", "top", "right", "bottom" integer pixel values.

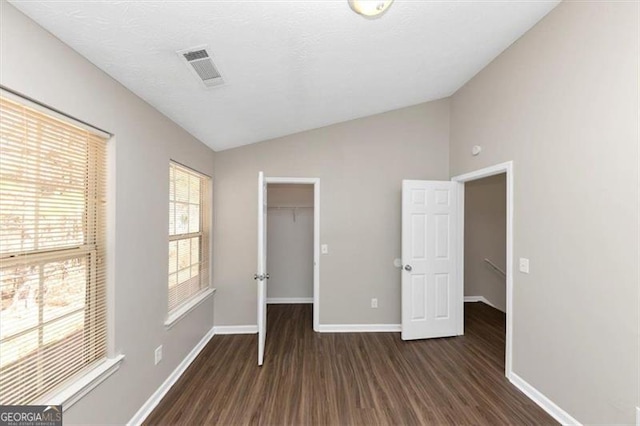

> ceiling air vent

[{"left": 177, "top": 46, "right": 224, "bottom": 88}]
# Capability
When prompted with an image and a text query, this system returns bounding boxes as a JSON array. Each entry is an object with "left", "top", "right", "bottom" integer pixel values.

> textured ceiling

[{"left": 9, "top": 1, "right": 559, "bottom": 151}]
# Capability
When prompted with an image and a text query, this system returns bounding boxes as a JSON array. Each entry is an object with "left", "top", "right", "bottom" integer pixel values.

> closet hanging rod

[{"left": 484, "top": 258, "right": 506, "bottom": 277}]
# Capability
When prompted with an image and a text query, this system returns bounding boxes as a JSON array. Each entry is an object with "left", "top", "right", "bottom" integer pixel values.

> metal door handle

[{"left": 404, "top": 265, "right": 412, "bottom": 272}]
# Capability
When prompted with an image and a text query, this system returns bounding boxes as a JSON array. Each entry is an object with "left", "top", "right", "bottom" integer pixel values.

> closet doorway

[
  {"left": 264, "top": 177, "right": 320, "bottom": 331},
  {"left": 452, "top": 162, "right": 513, "bottom": 375}
]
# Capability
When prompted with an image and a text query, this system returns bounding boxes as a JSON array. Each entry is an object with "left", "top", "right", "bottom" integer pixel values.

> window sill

[
  {"left": 40, "top": 354, "right": 125, "bottom": 411},
  {"left": 165, "top": 288, "right": 216, "bottom": 329}
]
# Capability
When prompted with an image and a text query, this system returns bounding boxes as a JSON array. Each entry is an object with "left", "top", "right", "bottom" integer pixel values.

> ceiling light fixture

[{"left": 348, "top": 0, "right": 394, "bottom": 18}]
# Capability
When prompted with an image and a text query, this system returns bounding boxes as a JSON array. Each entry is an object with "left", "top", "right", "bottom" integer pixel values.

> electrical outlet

[
  {"left": 321, "top": 244, "right": 329, "bottom": 254},
  {"left": 371, "top": 298, "right": 378, "bottom": 308},
  {"left": 154, "top": 345, "right": 162, "bottom": 365},
  {"left": 519, "top": 258, "right": 530, "bottom": 274}
]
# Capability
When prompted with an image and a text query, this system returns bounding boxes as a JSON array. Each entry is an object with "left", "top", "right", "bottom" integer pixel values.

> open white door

[
  {"left": 401, "top": 180, "right": 460, "bottom": 340},
  {"left": 256, "top": 171, "right": 268, "bottom": 365}
]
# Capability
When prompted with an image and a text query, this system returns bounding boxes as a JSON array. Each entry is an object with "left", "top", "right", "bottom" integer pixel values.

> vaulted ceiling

[{"left": 10, "top": 1, "right": 559, "bottom": 151}]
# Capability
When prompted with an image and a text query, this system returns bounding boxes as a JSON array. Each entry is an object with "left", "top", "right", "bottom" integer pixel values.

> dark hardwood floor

[{"left": 145, "top": 303, "right": 556, "bottom": 425}]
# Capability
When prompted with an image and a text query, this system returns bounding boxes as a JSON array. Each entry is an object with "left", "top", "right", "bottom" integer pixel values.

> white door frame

[
  {"left": 451, "top": 161, "right": 513, "bottom": 377},
  {"left": 264, "top": 177, "right": 320, "bottom": 332}
]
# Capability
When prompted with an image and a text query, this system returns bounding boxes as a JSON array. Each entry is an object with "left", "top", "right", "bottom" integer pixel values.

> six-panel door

[{"left": 401, "top": 180, "right": 460, "bottom": 341}]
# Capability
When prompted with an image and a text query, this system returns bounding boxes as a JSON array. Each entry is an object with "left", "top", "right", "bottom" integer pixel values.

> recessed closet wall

[
  {"left": 267, "top": 184, "right": 314, "bottom": 301},
  {"left": 463, "top": 174, "right": 506, "bottom": 312}
]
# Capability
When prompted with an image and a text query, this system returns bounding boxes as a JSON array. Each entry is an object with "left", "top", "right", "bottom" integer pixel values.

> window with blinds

[
  {"left": 0, "top": 95, "right": 107, "bottom": 405},
  {"left": 168, "top": 162, "right": 210, "bottom": 313}
]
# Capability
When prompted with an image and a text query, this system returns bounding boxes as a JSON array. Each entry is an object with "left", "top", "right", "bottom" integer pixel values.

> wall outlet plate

[
  {"left": 321, "top": 244, "right": 328, "bottom": 254},
  {"left": 371, "top": 298, "right": 378, "bottom": 308},
  {"left": 519, "top": 258, "right": 530, "bottom": 274}
]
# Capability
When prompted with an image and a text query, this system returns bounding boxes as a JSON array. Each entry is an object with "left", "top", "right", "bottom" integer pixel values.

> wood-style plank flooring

[{"left": 145, "top": 303, "right": 556, "bottom": 425}]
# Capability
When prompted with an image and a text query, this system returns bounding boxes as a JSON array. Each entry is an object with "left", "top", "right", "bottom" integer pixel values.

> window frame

[
  {"left": 0, "top": 88, "right": 123, "bottom": 410},
  {"left": 165, "top": 161, "right": 212, "bottom": 327}
]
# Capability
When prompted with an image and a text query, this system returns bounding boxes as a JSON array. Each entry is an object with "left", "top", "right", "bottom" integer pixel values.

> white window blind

[
  {"left": 168, "top": 162, "right": 210, "bottom": 313},
  {"left": 0, "top": 95, "right": 107, "bottom": 405}
]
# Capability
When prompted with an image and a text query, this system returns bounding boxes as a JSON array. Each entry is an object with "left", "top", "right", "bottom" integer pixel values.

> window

[
  {"left": 0, "top": 95, "right": 107, "bottom": 404},
  {"left": 168, "top": 162, "right": 210, "bottom": 314}
]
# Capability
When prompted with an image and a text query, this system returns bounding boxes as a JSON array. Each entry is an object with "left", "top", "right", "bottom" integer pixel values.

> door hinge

[{"left": 254, "top": 273, "right": 270, "bottom": 281}]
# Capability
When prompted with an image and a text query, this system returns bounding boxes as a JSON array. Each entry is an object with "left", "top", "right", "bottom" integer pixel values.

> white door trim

[
  {"left": 264, "top": 177, "right": 320, "bottom": 332},
  {"left": 451, "top": 161, "right": 514, "bottom": 377},
  {"left": 257, "top": 172, "right": 267, "bottom": 366}
]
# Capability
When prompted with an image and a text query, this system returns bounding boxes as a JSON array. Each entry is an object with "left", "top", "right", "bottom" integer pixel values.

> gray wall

[
  {"left": 0, "top": 3, "right": 216, "bottom": 424},
  {"left": 450, "top": 1, "right": 639, "bottom": 424},
  {"left": 213, "top": 99, "right": 450, "bottom": 326},
  {"left": 267, "top": 184, "right": 314, "bottom": 300},
  {"left": 464, "top": 174, "right": 506, "bottom": 312}
]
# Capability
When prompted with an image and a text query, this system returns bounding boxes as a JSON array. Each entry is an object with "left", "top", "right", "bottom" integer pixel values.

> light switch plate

[
  {"left": 519, "top": 258, "right": 530, "bottom": 274},
  {"left": 321, "top": 244, "right": 328, "bottom": 254}
]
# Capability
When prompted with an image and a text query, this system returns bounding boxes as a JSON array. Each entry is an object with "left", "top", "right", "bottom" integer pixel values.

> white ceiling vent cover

[{"left": 177, "top": 46, "right": 224, "bottom": 88}]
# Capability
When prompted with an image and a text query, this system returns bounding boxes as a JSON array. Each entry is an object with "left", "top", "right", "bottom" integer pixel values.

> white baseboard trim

[
  {"left": 509, "top": 372, "right": 581, "bottom": 425},
  {"left": 464, "top": 295, "right": 497, "bottom": 309},
  {"left": 267, "top": 297, "right": 313, "bottom": 304},
  {"left": 318, "top": 324, "right": 401, "bottom": 333},
  {"left": 127, "top": 326, "right": 216, "bottom": 426},
  {"left": 214, "top": 324, "right": 400, "bottom": 333},
  {"left": 212, "top": 325, "right": 258, "bottom": 334}
]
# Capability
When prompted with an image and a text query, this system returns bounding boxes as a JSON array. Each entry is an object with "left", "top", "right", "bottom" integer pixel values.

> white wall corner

[
  {"left": 509, "top": 372, "right": 582, "bottom": 426},
  {"left": 127, "top": 326, "right": 216, "bottom": 426}
]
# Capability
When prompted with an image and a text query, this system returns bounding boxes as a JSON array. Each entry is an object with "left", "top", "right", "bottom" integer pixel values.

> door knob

[{"left": 404, "top": 265, "right": 412, "bottom": 272}]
